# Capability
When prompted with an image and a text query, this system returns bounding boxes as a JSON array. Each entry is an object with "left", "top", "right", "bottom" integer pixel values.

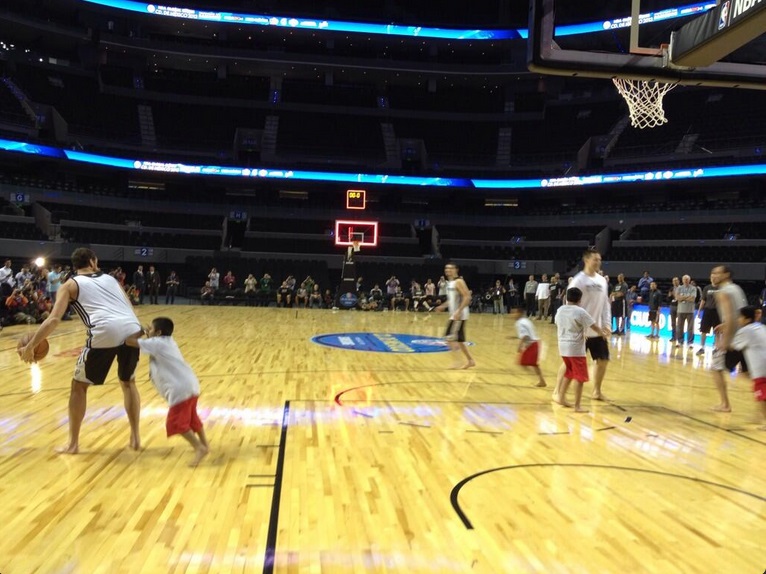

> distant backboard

[
  {"left": 334, "top": 220, "right": 378, "bottom": 247},
  {"left": 528, "top": 0, "right": 766, "bottom": 90}
]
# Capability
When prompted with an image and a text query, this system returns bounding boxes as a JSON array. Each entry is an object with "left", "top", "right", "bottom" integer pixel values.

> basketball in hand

[{"left": 17, "top": 333, "right": 50, "bottom": 361}]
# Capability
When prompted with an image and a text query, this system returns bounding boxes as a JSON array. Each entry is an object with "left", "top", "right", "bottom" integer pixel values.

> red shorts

[
  {"left": 166, "top": 395, "right": 203, "bottom": 437},
  {"left": 754, "top": 378, "right": 766, "bottom": 402},
  {"left": 563, "top": 356, "right": 589, "bottom": 383},
  {"left": 519, "top": 341, "right": 540, "bottom": 366}
]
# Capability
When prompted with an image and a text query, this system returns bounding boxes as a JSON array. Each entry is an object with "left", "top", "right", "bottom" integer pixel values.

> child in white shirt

[
  {"left": 731, "top": 306, "right": 766, "bottom": 429},
  {"left": 510, "top": 307, "right": 547, "bottom": 387},
  {"left": 127, "top": 317, "right": 209, "bottom": 466},
  {"left": 553, "top": 287, "right": 603, "bottom": 412}
]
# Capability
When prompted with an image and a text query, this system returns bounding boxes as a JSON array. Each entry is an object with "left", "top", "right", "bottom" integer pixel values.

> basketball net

[{"left": 613, "top": 77, "right": 677, "bottom": 129}]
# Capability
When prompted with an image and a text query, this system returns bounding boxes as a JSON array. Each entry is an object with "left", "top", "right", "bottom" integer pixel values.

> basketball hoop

[{"left": 613, "top": 77, "right": 677, "bottom": 129}]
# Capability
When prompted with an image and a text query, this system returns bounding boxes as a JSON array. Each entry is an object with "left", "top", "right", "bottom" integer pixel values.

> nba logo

[{"left": 718, "top": 1, "right": 730, "bottom": 30}]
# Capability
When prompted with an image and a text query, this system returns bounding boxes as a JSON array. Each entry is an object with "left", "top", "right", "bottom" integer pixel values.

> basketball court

[
  {"left": 1, "top": 304, "right": 764, "bottom": 573},
  {"left": 2, "top": 2, "right": 766, "bottom": 572}
]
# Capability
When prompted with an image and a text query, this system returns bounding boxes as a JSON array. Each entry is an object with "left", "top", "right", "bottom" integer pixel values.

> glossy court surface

[{"left": 0, "top": 306, "right": 764, "bottom": 573}]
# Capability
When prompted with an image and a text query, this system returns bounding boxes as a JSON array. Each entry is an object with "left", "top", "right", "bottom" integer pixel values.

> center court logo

[{"left": 311, "top": 332, "right": 472, "bottom": 353}]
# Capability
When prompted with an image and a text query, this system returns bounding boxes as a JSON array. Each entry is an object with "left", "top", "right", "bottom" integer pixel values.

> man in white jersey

[
  {"left": 710, "top": 265, "right": 749, "bottom": 412},
  {"left": 19, "top": 248, "right": 143, "bottom": 453},
  {"left": 568, "top": 249, "right": 612, "bottom": 400},
  {"left": 434, "top": 262, "right": 475, "bottom": 369}
]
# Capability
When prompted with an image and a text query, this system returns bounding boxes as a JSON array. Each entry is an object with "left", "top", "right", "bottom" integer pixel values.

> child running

[
  {"left": 510, "top": 307, "right": 547, "bottom": 387},
  {"left": 127, "top": 317, "right": 209, "bottom": 466}
]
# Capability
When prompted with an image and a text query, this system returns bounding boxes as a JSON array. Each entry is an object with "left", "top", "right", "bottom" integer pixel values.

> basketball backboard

[
  {"left": 334, "top": 220, "right": 378, "bottom": 247},
  {"left": 528, "top": 0, "right": 766, "bottom": 89}
]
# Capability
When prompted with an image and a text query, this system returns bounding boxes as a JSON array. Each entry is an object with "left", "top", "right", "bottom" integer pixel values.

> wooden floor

[{"left": 1, "top": 306, "right": 764, "bottom": 573}]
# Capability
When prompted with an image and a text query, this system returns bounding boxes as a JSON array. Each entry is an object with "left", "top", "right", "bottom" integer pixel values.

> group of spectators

[{"left": 0, "top": 259, "right": 67, "bottom": 327}]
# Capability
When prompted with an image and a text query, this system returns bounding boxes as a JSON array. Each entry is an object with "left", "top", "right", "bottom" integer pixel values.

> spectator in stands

[
  {"left": 47, "top": 264, "right": 62, "bottom": 305},
  {"left": 0, "top": 259, "right": 14, "bottom": 298},
  {"left": 638, "top": 271, "right": 653, "bottom": 303},
  {"left": 126, "top": 285, "right": 140, "bottom": 306},
  {"left": 611, "top": 273, "right": 629, "bottom": 335},
  {"left": 385, "top": 276, "right": 400, "bottom": 308},
  {"left": 200, "top": 282, "right": 215, "bottom": 305},
  {"left": 165, "top": 271, "right": 180, "bottom": 304},
  {"left": 421, "top": 278, "right": 435, "bottom": 308},
  {"left": 285, "top": 275, "right": 297, "bottom": 291},
  {"left": 506, "top": 277, "right": 519, "bottom": 311},
  {"left": 647, "top": 282, "right": 662, "bottom": 339},
  {"left": 698, "top": 271, "right": 720, "bottom": 354},
  {"left": 668, "top": 277, "right": 680, "bottom": 341},
  {"left": 524, "top": 275, "right": 538, "bottom": 317},
  {"left": 276, "top": 281, "right": 292, "bottom": 308},
  {"left": 391, "top": 285, "right": 409, "bottom": 311},
  {"left": 115, "top": 267, "right": 126, "bottom": 287},
  {"left": 5, "top": 288, "right": 33, "bottom": 324},
  {"left": 355, "top": 276, "right": 364, "bottom": 294},
  {"left": 15, "top": 265, "right": 32, "bottom": 288},
  {"left": 244, "top": 274, "right": 257, "bottom": 306},
  {"left": 370, "top": 284, "right": 384, "bottom": 308},
  {"left": 437, "top": 276, "right": 448, "bottom": 303},
  {"left": 223, "top": 271, "right": 236, "bottom": 291},
  {"left": 208, "top": 268, "right": 220, "bottom": 292},
  {"left": 323, "top": 289, "right": 334, "bottom": 309},
  {"left": 303, "top": 276, "right": 315, "bottom": 295},
  {"left": 258, "top": 273, "right": 273, "bottom": 307},
  {"left": 35, "top": 294, "right": 52, "bottom": 323},
  {"left": 295, "top": 282, "right": 309, "bottom": 308},
  {"left": 535, "top": 274, "right": 550, "bottom": 320},
  {"left": 549, "top": 273, "right": 565, "bottom": 324},
  {"left": 491, "top": 279, "right": 505, "bottom": 314},
  {"left": 626, "top": 286, "right": 639, "bottom": 331},
  {"left": 675, "top": 275, "right": 696, "bottom": 348},
  {"left": 133, "top": 265, "right": 145, "bottom": 305},
  {"left": 411, "top": 281, "right": 431, "bottom": 311},
  {"left": 309, "top": 284, "right": 323, "bottom": 309},
  {"left": 147, "top": 265, "right": 161, "bottom": 305}
]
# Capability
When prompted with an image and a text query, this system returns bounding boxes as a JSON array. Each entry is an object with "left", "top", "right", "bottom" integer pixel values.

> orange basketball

[{"left": 17, "top": 334, "right": 49, "bottom": 361}]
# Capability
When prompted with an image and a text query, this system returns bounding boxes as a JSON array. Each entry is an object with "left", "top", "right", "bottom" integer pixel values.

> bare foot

[
  {"left": 55, "top": 444, "right": 79, "bottom": 454},
  {"left": 711, "top": 405, "right": 732, "bottom": 413},
  {"left": 130, "top": 434, "right": 141, "bottom": 451},
  {"left": 189, "top": 446, "right": 209, "bottom": 467},
  {"left": 573, "top": 406, "right": 588, "bottom": 413},
  {"left": 535, "top": 381, "right": 547, "bottom": 388},
  {"left": 591, "top": 393, "right": 610, "bottom": 401},
  {"left": 462, "top": 361, "right": 476, "bottom": 370},
  {"left": 551, "top": 394, "right": 572, "bottom": 408}
]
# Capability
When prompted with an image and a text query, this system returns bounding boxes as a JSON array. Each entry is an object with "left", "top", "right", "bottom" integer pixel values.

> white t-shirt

[
  {"left": 731, "top": 322, "right": 766, "bottom": 380},
  {"left": 569, "top": 272, "right": 611, "bottom": 334},
  {"left": 70, "top": 272, "right": 141, "bottom": 348},
  {"left": 138, "top": 336, "right": 201, "bottom": 407},
  {"left": 555, "top": 304, "right": 595, "bottom": 357},
  {"left": 515, "top": 317, "right": 538, "bottom": 342},
  {"left": 535, "top": 282, "right": 550, "bottom": 300}
]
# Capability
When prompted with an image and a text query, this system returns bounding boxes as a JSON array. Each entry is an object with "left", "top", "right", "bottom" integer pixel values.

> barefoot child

[
  {"left": 731, "top": 306, "right": 766, "bottom": 429},
  {"left": 553, "top": 287, "right": 603, "bottom": 412},
  {"left": 510, "top": 307, "right": 547, "bottom": 387},
  {"left": 126, "top": 317, "right": 209, "bottom": 465}
]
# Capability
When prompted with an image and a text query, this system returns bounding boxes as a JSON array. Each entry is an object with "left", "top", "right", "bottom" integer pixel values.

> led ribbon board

[
  {"left": 80, "top": 0, "right": 716, "bottom": 39},
  {"left": 2, "top": 137, "right": 766, "bottom": 189}
]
